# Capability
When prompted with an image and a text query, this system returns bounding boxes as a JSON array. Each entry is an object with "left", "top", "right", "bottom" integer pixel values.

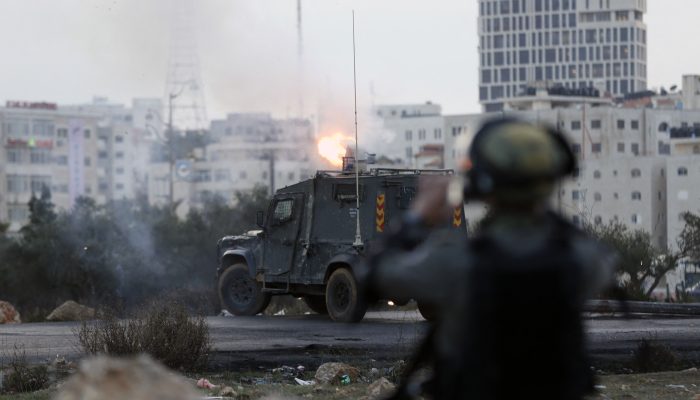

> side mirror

[{"left": 256, "top": 210, "right": 265, "bottom": 228}]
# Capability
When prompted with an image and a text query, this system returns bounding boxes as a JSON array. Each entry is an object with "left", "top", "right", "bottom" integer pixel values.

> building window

[
  {"left": 405, "top": 130, "right": 413, "bottom": 141},
  {"left": 678, "top": 167, "right": 689, "bottom": 176},
  {"left": 418, "top": 129, "right": 426, "bottom": 140},
  {"left": 591, "top": 143, "right": 602, "bottom": 153},
  {"left": 30, "top": 148, "right": 51, "bottom": 164},
  {"left": 406, "top": 147, "right": 413, "bottom": 159},
  {"left": 116, "top": 167, "right": 124, "bottom": 174},
  {"left": 572, "top": 190, "right": 580, "bottom": 201},
  {"left": 631, "top": 214, "right": 641, "bottom": 224},
  {"left": 115, "top": 183, "right": 124, "bottom": 190},
  {"left": 631, "top": 120, "right": 639, "bottom": 130},
  {"left": 115, "top": 135, "right": 124, "bottom": 143},
  {"left": 631, "top": 168, "right": 641, "bottom": 178},
  {"left": 591, "top": 120, "right": 602, "bottom": 129},
  {"left": 571, "top": 120, "right": 581, "bottom": 130},
  {"left": 631, "top": 191, "right": 641, "bottom": 200},
  {"left": 572, "top": 143, "right": 581, "bottom": 154},
  {"left": 628, "top": 143, "right": 639, "bottom": 155},
  {"left": 593, "top": 170, "right": 601, "bottom": 179},
  {"left": 594, "top": 216, "right": 602, "bottom": 225},
  {"left": 617, "top": 142, "right": 625, "bottom": 153},
  {"left": 594, "top": 192, "right": 602, "bottom": 202},
  {"left": 240, "top": 171, "right": 247, "bottom": 179},
  {"left": 6, "top": 148, "right": 22, "bottom": 163},
  {"left": 84, "top": 129, "right": 91, "bottom": 139},
  {"left": 617, "top": 119, "right": 625, "bottom": 129},
  {"left": 115, "top": 151, "right": 124, "bottom": 159},
  {"left": 614, "top": 192, "right": 619, "bottom": 199}
]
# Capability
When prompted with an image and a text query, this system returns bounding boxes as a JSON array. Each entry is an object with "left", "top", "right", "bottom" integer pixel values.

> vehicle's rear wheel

[
  {"left": 218, "top": 263, "right": 270, "bottom": 316},
  {"left": 417, "top": 301, "right": 438, "bottom": 321},
  {"left": 303, "top": 295, "right": 328, "bottom": 315},
  {"left": 325, "top": 268, "right": 367, "bottom": 322}
]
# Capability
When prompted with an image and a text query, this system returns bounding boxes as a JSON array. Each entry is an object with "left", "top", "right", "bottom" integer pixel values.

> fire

[{"left": 317, "top": 132, "right": 354, "bottom": 167}]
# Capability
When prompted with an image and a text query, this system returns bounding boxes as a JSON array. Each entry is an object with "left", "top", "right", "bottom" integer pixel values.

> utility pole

[{"left": 167, "top": 93, "right": 176, "bottom": 205}]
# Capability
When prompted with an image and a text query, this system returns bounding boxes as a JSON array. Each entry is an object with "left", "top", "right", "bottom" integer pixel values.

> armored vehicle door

[{"left": 262, "top": 193, "right": 305, "bottom": 276}]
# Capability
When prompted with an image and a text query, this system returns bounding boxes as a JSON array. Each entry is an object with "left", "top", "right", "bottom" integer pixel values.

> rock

[
  {"left": 0, "top": 301, "right": 21, "bottom": 324},
  {"left": 367, "top": 377, "right": 395, "bottom": 399},
  {"left": 314, "top": 362, "right": 360, "bottom": 385},
  {"left": 219, "top": 385, "right": 237, "bottom": 397},
  {"left": 46, "top": 301, "right": 95, "bottom": 322},
  {"left": 54, "top": 355, "right": 198, "bottom": 400}
]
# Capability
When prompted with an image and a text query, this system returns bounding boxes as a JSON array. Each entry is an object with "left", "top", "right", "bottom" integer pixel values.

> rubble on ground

[
  {"left": 314, "top": 362, "right": 360, "bottom": 385},
  {"left": 0, "top": 300, "right": 21, "bottom": 324},
  {"left": 46, "top": 300, "right": 95, "bottom": 322},
  {"left": 54, "top": 355, "right": 197, "bottom": 400},
  {"left": 367, "top": 377, "right": 395, "bottom": 399}
]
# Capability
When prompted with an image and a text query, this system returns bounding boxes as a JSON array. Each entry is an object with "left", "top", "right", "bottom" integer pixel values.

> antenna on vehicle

[{"left": 352, "top": 10, "right": 363, "bottom": 248}]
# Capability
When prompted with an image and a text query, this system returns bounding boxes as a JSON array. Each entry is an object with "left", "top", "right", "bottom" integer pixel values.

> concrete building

[
  {"left": 478, "top": 0, "right": 648, "bottom": 112},
  {"left": 374, "top": 76, "right": 700, "bottom": 251},
  {"left": 149, "top": 113, "right": 318, "bottom": 216},
  {"left": 371, "top": 103, "right": 445, "bottom": 166},
  {"left": 63, "top": 97, "right": 164, "bottom": 202},
  {"left": 0, "top": 101, "right": 100, "bottom": 231}
]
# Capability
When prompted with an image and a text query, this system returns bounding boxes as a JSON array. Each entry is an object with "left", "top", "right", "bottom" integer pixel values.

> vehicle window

[{"left": 272, "top": 199, "right": 294, "bottom": 224}]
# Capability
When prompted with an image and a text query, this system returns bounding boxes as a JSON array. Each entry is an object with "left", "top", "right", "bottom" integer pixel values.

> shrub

[
  {"left": 2, "top": 346, "right": 49, "bottom": 393},
  {"left": 632, "top": 338, "right": 679, "bottom": 372},
  {"left": 77, "top": 301, "right": 210, "bottom": 371}
]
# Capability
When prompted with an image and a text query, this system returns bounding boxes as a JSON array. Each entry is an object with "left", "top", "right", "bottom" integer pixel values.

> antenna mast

[{"left": 352, "top": 10, "right": 362, "bottom": 248}]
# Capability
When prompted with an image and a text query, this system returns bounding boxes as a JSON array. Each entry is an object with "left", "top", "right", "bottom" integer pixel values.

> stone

[
  {"left": 0, "top": 301, "right": 21, "bottom": 324},
  {"left": 46, "top": 300, "right": 95, "bottom": 322},
  {"left": 314, "top": 362, "right": 360, "bottom": 385},
  {"left": 219, "top": 385, "right": 237, "bottom": 397},
  {"left": 54, "top": 355, "right": 198, "bottom": 400},
  {"left": 367, "top": 377, "right": 395, "bottom": 399}
]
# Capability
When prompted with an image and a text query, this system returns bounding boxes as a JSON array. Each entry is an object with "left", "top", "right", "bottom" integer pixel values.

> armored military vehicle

[{"left": 216, "top": 168, "right": 466, "bottom": 322}]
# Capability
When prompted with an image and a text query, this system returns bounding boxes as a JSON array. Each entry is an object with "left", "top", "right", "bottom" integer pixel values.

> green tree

[{"left": 589, "top": 211, "right": 700, "bottom": 300}]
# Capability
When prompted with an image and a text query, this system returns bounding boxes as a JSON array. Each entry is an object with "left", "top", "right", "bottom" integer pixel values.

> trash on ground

[
  {"left": 197, "top": 378, "right": 218, "bottom": 390},
  {"left": 314, "top": 362, "right": 360, "bottom": 385},
  {"left": 295, "top": 378, "right": 315, "bottom": 386}
]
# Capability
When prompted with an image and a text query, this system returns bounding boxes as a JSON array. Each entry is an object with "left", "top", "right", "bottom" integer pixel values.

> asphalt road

[{"left": 2, "top": 311, "right": 700, "bottom": 369}]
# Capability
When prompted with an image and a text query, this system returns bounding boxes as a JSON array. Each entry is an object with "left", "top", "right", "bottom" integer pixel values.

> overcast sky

[{"left": 0, "top": 0, "right": 697, "bottom": 128}]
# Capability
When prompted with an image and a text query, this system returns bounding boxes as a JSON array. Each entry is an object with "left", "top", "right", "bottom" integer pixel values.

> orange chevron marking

[
  {"left": 453, "top": 206, "right": 463, "bottom": 227},
  {"left": 376, "top": 193, "right": 386, "bottom": 232}
]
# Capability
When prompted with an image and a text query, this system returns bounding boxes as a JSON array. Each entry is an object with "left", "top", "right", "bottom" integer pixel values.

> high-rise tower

[
  {"left": 165, "top": 0, "right": 208, "bottom": 131},
  {"left": 478, "top": 0, "right": 648, "bottom": 112}
]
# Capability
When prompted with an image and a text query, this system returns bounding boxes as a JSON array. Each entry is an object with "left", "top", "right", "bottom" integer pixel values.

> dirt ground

[{"left": 4, "top": 369, "right": 700, "bottom": 400}]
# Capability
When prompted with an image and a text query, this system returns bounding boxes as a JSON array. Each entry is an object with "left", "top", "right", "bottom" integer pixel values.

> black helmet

[{"left": 461, "top": 118, "right": 576, "bottom": 204}]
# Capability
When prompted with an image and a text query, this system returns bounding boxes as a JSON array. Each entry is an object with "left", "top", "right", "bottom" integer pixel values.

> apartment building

[
  {"left": 373, "top": 75, "right": 700, "bottom": 249},
  {"left": 148, "top": 113, "right": 317, "bottom": 216},
  {"left": 478, "top": 0, "right": 648, "bottom": 111},
  {"left": 0, "top": 101, "right": 100, "bottom": 231}
]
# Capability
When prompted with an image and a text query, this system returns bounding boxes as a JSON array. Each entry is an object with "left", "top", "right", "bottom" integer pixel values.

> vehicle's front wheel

[
  {"left": 218, "top": 263, "right": 270, "bottom": 316},
  {"left": 303, "top": 295, "right": 328, "bottom": 315},
  {"left": 325, "top": 268, "right": 367, "bottom": 322}
]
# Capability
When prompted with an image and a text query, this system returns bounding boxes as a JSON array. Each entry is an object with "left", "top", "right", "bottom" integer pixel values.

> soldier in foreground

[{"left": 364, "top": 118, "right": 616, "bottom": 399}]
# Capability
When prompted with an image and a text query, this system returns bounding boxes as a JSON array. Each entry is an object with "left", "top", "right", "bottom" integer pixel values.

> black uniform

[{"left": 367, "top": 210, "right": 616, "bottom": 400}]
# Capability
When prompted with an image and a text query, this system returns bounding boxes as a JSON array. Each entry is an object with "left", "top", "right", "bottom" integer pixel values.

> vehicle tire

[
  {"left": 218, "top": 263, "right": 271, "bottom": 316},
  {"left": 417, "top": 301, "right": 438, "bottom": 321},
  {"left": 325, "top": 268, "right": 367, "bottom": 322},
  {"left": 303, "top": 295, "right": 328, "bottom": 315}
]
